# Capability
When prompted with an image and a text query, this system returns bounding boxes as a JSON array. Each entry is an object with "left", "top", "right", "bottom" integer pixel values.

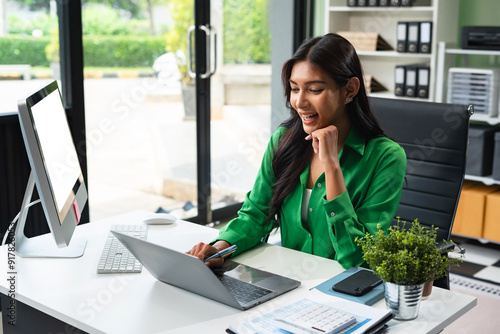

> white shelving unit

[
  {"left": 324, "top": 0, "right": 459, "bottom": 101},
  {"left": 435, "top": 41, "right": 500, "bottom": 186}
]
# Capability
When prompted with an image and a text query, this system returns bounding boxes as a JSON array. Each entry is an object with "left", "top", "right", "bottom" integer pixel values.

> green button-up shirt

[{"left": 216, "top": 126, "right": 406, "bottom": 269}]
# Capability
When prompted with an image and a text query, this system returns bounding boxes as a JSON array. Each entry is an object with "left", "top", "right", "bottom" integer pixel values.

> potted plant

[{"left": 355, "top": 219, "right": 463, "bottom": 320}]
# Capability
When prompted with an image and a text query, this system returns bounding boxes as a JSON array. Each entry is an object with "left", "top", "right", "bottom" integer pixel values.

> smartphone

[{"left": 332, "top": 270, "right": 383, "bottom": 296}]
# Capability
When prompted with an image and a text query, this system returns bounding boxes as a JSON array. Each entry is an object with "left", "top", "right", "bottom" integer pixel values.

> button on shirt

[{"left": 215, "top": 126, "right": 406, "bottom": 269}]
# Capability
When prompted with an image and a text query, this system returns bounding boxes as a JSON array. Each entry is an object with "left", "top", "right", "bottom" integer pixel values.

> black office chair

[{"left": 369, "top": 97, "right": 473, "bottom": 289}]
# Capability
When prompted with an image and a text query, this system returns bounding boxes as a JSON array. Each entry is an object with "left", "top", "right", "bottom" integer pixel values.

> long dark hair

[{"left": 267, "top": 33, "right": 386, "bottom": 229}]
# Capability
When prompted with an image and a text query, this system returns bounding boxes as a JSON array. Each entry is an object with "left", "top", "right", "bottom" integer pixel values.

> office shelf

[
  {"left": 435, "top": 43, "right": 500, "bottom": 187},
  {"left": 464, "top": 174, "right": 500, "bottom": 186},
  {"left": 436, "top": 42, "right": 500, "bottom": 103},
  {"left": 328, "top": 6, "right": 435, "bottom": 13},
  {"left": 325, "top": 0, "right": 459, "bottom": 101}
]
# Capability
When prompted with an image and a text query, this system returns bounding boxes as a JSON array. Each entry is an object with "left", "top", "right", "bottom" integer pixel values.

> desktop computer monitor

[{"left": 15, "top": 80, "right": 87, "bottom": 258}]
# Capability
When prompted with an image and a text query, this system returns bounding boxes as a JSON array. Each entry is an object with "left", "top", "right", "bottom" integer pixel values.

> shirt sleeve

[
  {"left": 323, "top": 141, "right": 407, "bottom": 269},
  {"left": 213, "top": 128, "right": 284, "bottom": 256}
]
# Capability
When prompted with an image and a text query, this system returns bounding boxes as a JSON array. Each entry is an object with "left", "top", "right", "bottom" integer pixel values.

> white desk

[{"left": 0, "top": 210, "right": 476, "bottom": 334}]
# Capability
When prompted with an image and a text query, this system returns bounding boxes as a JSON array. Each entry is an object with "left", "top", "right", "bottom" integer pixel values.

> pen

[{"left": 204, "top": 244, "right": 237, "bottom": 261}]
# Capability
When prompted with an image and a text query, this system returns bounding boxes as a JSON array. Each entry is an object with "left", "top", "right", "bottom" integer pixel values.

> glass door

[
  {"left": 82, "top": 1, "right": 199, "bottom": 222},
  {"left": 207, "top": 0, "right": 272, "bottom": 224},
  {"left": 82, "top": 0, "right": 272, "bottom": 225}
]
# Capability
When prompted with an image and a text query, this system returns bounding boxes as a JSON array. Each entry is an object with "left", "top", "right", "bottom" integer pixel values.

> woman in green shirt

[{"left": 187, "top": 33, "right": 406, "bottom": 269}]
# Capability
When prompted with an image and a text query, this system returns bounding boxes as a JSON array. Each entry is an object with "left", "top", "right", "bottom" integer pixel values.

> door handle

[
  {"left": 200, "top": 25, "right": 217, "bottom": 79},
  {"left": 187, "top": 25, "right": 196, "bottom": 78}
]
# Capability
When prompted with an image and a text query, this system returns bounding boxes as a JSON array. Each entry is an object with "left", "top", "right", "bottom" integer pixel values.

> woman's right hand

[{"left": 186, "top": 240, "right": 231, "bottom": 268}]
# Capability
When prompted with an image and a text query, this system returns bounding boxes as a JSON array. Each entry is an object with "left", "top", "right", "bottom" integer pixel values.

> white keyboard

[
  {"left": 97, "top": 224, "right": 148, "bottom": 274},
  {"left": 272, "top": 303, "right": 356, "bottom": 334}
]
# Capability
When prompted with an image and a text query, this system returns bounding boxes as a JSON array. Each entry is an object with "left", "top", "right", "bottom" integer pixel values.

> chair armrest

[{"left": 437, "top": 241, "right": 466, "bottom": 254}]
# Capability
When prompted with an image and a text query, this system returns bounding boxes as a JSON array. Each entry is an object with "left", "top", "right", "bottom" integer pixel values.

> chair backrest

[{"left": 369, "top": 97, "right": 473, "bottom": 243}]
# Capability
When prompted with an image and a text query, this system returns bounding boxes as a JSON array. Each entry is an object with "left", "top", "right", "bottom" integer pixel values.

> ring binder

[
  {"left": 417, "top": 65, "right": 430, "bottom": 99},
  {"left": 404, "top": 65, "right": 417, "bottom": 97},
  {"left": 397, "top": 22, "right": 408, "bottom": 52},
  {"left": 407, "top": 22, "right": 420, "bottom": 53},
  {"left": 419, "top": 22, "right": 433, "bottom": 53},
  {"left": 394, "top": 66, "right": 406, "bottom": 97}
]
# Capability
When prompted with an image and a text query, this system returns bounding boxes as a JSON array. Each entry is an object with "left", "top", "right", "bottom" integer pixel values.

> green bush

[
  {"left": 223, "top": 0, "right": 271, "bottom": 64},
  {"left": 8, "top": 14, "right": 57, "bottom": 36},
  {"left": 0, "top": 35, "right": 165, "bottom": 68},
  {"left": 82, "top": 5, "right": 150, "bottom": 36},
  {"left": 0, "top": 36, "right": 50, "bottom": 66},
  {"left": 83, "top": 35, "right": 166, "bottom": 67}
]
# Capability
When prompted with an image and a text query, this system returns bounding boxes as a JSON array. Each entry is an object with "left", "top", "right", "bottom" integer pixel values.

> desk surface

[{"left": 0, "top": 211, "right": 476, "bottom": 334}]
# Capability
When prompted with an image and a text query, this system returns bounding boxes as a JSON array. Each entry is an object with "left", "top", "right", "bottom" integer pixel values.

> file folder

[
  {"left": 397, "top": 22, "right": 408, "bottom": 52},
  {"left": 337, "top": 31, "right": 393, "bottom": 51},
  {"left": 417, "top": 65, "right": 430, "bottom": 99},
  {"left": 364, "top": 74, "right": 387, "bottom": 94},
  {"left": 407, "top": 22, "right": 420, "bottom": 53},
  {"left": 394, "top": 65, "right": 406, "bottom": 97},
  {"left": 419, "top": 22, "right": 433, "bottom": 53},
  {"left": 405, "top": 65, "right": 417, "bottom": 97}
]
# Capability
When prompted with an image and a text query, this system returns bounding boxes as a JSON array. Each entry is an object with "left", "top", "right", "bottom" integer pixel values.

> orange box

[
  {"left": 483, "top": 191, "right": 500, "bottom": 242},
  {"left": 452, "top": 182, "right": 500, "bottom": 238}
]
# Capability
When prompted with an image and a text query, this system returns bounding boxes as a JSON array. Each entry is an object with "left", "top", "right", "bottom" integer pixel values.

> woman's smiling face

[{"left": 289, "top": 60, "right": 349, "bottom": 135}]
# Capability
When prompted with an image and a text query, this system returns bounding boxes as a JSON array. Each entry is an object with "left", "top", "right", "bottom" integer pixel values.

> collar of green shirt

[{"left": 341, "top": 127, "right": 366, "bottom": 157}]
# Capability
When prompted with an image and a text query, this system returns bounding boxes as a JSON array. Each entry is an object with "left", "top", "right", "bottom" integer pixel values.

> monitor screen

[
  {"left": 17, "top": 80, "right": 87, "bottom": 257},
  {"left": 30, "top": 89, "right": 83, "bottom": 222}
]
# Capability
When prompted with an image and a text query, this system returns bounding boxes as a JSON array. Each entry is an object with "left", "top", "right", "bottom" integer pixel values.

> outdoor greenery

[
  {"left": 4, "top": 1, "right": 272, "bottom": 68},
  {"left": 82, "top": 5, "right": 153, "bottom": 36},
  {"left": 0, "top": 36, "right": 50, "bottom": 66},
  {"left": 356, "top": 219, "right": 463, "bottom": 286},
  {"left": 223, "top": 0, "right": 271, "bottom": 64},
  {"left": 83, "top": 35, "right": 165, "bottom": 67}
]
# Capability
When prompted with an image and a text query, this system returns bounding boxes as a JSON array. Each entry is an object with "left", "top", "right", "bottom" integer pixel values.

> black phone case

[{"left": 332, "top": 270, "right": 383, "bottom": 296}]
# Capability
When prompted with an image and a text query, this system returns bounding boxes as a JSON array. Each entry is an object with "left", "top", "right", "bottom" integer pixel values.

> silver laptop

[{"left": 111, "top": 230, "right": 301, "bottom": 310}]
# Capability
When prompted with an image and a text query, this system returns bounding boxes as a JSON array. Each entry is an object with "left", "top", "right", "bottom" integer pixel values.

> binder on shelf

[
  {"left": 417, "top": 65, "right": 430, "bottom": 99},
  {"left": 419, "top": 21, "right": 433, "bottom": 53},
  {"left": 390, "top": 0, "right": 401, "bottom": 6},
  {"left": 394, "top": 65, "right": 406, "bottom": 97},
  {"left": 379, "top": 0, "right": 390, "bottom": 5},
  {"left": 401, "top": 0, "right": 412, "bottom": 6},
  {"left": 397, "top": 22, "right": 408, "bottom": 52},
  {"left": 357, "top": 0, "right": 368, "bottom": 6},
  {"left": 368, "top": 0, "right": 379, "bottom": 6},
  {"left": 337, "top": 31, "right": 393, "bottom": 51},
  {"left": 407, "top": 22, "right": 420, "bottom": 53},
  {"left": 347, "top": 0, "right": 357, "bottom": 6},
  {"left": 404, "top": 65, "right": 418, "bottom": 97},
  {"left": 364, "top": 74, "right": 387, "bottom": 94}
]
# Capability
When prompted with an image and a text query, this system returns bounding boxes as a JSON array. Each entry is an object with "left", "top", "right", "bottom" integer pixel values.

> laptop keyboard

[{"left": 218, "top": 275, "right": 273, "bottom": 304}]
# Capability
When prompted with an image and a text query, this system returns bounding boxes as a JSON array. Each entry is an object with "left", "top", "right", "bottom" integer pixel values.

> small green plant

[{"left": 355, "top": 219, "right": 463, "bottom": 285}]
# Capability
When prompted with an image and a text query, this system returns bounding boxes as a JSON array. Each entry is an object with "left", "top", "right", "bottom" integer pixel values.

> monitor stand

[{"left": 13, "top": 172, "right": 87, "bottom": 258}]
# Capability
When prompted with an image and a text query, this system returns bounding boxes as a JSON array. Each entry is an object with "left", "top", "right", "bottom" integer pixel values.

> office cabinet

[
  {"left": 324, "top": 0, "right": 459, "bottom": 101},
  {"left": 435, "top": 42, "right": 500, "bottom": 186}
]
